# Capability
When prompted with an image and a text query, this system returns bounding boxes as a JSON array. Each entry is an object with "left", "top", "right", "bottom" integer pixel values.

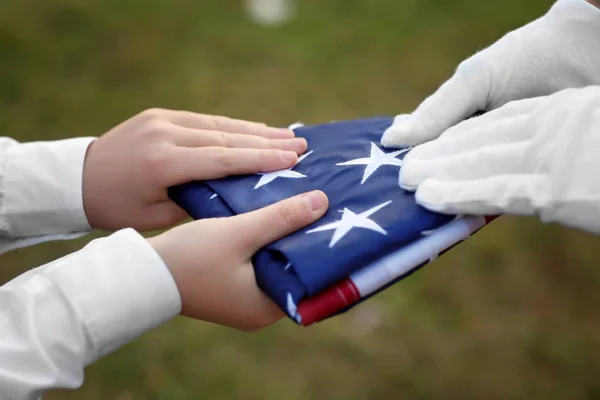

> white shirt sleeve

[
  {"left": 0, "top": 137, "right": 182, "bottom": 398},
  {"left": 0, "top": 228, "right": 182, "bottom": 400},
  {"left": 0, "top": 137, "right": 95, "bottom": 255}
]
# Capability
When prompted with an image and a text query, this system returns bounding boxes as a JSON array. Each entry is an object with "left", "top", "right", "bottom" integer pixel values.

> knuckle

[
  {"left": 213, "top": 115, "right": 229, "bottom": 125},
  {"left": 276, "top": 201, "right": 304, "bottom": 227},
  {"left": 256, "top": 136, "right": 270, "bottom": 148},
  {"left": 216, "top": 115, "right": 235, "bottom": 127},
  {"left": 202, "top": 116, "right": 218, "bottom": 131},
  {"left": 146, "top": 120, "right": 170, "bottom": 137},
  {"left": 139, "top": 107, "right": 166, "bottom": 121},
  {"left": 137, "top": 110, "right": 171, "bottom": 138},
  {"left": 212, "top": 147, "right": 236, "bottom": 170},
  {"left": 259, "top": 148, "right": 278, "bottom": 163},
  {"left": 215, "top": 131, "right": 230, "bottom": 148},
  {"left": 205, "top": 115, "right": 228, "bottom": 131}
]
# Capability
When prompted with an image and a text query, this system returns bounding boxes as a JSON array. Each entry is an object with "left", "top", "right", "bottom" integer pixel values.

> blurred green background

[{"left": 2, "top": 0, "right": 600, "bottom": 399}]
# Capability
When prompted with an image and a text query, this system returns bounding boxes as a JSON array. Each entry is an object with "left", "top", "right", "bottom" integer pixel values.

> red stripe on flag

[
  {"left": 297, "top": 278, "right": 361, "bottom": 326},
  {"left": 296, "top": 215, "right": 499, "bottom": 325}
]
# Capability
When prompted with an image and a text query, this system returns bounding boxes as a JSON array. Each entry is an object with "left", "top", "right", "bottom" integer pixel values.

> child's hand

[
  {"left": 83, "top": 108, "right": 307, "bottom": 231},
  {"left": 148, "top": 190, "right": 329, "bottom": 331}
]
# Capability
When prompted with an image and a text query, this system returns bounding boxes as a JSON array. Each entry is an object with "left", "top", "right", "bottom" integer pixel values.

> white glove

[
  {"left": 381, "top": 0, "right": 600, "bottom": 148},
  {"left": 398, "top": 86, "right": 600, "bottom": 235}
]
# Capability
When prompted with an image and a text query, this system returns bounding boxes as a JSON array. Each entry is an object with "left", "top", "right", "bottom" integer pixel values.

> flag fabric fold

[{"left": 168, "top": 117, "right": 495, "bottom": 326}]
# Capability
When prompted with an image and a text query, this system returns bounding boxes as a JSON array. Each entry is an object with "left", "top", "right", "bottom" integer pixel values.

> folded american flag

[{"left": 168, "top": 117, "right": 495, "bottom": 326}]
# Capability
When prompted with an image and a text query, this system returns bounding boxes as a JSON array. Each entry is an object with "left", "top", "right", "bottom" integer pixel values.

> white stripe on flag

[{"left": 350, "top": 216, "right": 486, "bottom": 296}]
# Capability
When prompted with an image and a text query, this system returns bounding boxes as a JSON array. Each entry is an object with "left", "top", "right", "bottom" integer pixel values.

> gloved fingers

[
  {"left": 414, "top": 174, "right": 548, "bottom": 216},
  {"left": 403, "top": 113, "right": 534, "bottom": 163},
  {"left": 400, "top": 141, "right": 530, "bottom": 190},
  {"left": 381, "top": 57, "right": 490, "bottom": 148},
  {"left": 436, "top": 95, "right": 543, "bottom": 141}
]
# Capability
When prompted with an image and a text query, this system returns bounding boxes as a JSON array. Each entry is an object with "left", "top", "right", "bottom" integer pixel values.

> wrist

[
  {"left": 146, "top": 233, "right": 182, "bottom": 303},
  {"left": 146, "top": 235, "right": 169, "bottom": 270},
  {"left": 81, "top": 138, "right": 102, "bottom": 230}
]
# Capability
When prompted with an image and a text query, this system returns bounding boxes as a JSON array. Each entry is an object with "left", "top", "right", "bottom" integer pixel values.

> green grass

[{"left": 2, "top": 0, "right": 600, "bottom": 399}]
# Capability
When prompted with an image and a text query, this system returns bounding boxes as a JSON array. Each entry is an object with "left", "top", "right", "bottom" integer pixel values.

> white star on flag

[
  {"left": 306, "top": 200, "right": 392, "bottom": 247},
  {"left": 336, "top": 142, "right": 411, "bottom": 184},
  {"left": 254, "top": 150, "right": 313, "bottom": 189}
]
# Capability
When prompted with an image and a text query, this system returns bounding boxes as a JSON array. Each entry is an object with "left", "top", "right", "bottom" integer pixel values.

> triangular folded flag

[{"left": 168, "top": 117, "right": 496, "bottom": 326}]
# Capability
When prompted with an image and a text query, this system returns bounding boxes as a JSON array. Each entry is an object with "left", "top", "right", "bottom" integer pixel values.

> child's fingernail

[
  {"left": 281, "top": 151, "right": 298, "bottom": 163},
  {"left": 302, "top": 190, "right": 328, "bottom": 211},
  {"left": 289, "top": 138, "right": 307, "bottom": 153}
]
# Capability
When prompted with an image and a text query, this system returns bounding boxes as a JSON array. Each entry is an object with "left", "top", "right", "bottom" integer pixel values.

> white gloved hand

[
  {"left": 398, "top": 86, "right": 600, "bottom": 235},
  {"left": 381, "top": 0, "right": 600, "bottom": 148}
]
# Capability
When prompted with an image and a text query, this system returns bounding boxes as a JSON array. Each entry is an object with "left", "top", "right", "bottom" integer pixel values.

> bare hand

[
  {"left": 82, "top": 108, "right": 307, "bottom": 231},
  {"left": 148, "top": 190, "right": 329, "bottom": 331}
]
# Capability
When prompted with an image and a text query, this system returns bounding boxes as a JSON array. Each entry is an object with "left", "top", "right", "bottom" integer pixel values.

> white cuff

[
  {"left": 1, "top": 137, "right": 95, "bottom": 237},
  {"left": 42, "top": 228, "right": 182, "bottom": 363},
  {"left": 0, "top": 231, "right": 89, "bottom": 256}
]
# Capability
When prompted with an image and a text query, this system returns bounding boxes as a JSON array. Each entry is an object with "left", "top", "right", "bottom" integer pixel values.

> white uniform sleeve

[
  {"left": 0, "top": 228, "right": 182, "bottom": 400},
  {"left": 0, "top": 137, "right": 96, "bottom": 255}
]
